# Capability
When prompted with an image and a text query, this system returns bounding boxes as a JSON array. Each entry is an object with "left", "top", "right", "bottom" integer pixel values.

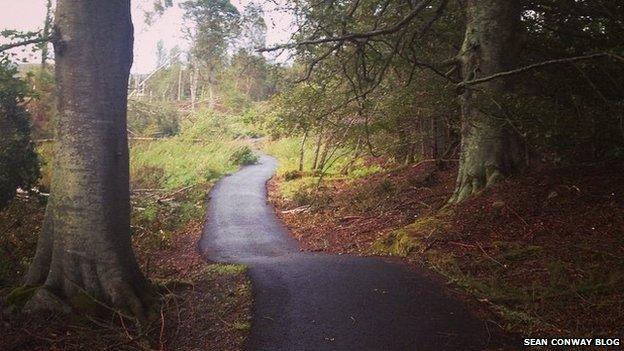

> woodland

[{"left": 0, "top": 0, "right": 622, "bottom": 349}]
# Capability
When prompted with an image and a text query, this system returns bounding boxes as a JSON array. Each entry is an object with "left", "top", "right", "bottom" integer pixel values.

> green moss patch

[
  {"left": 371, "top": 214, "right": 451, "bottom": 257},
  {"left": 204, "top": 264, "right": 247, "bottom": 277}
]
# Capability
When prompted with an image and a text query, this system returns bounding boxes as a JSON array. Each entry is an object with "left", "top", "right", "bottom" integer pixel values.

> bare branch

[
  {"left": 0, "top": 36, "right": 51, "bottom": 53},
  {"left": 460, "top": 52, "right": 624, "bottom": 87}
]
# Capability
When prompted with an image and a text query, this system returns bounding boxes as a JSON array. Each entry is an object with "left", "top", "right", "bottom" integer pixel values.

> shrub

[
  {"left": 230, "top": 145, "right": 258, "bottom": 165},
  {"left": 0, "top": 59, "right": 40, "bottom": 209}
]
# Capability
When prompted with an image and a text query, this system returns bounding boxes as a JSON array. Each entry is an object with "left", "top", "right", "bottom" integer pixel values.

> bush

[
  {"left": 230, "top": 145, "right": 258, "bottom": 165},
  {"left": 0, "top": 59, "right": 40, "bottom": 209}
]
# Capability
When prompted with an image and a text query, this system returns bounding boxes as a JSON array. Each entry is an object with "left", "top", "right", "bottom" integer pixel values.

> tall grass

[
  {"left": 36, "top": 106, "right": 262, "bottom": 192},
  {"left": 129, "top": 107, "right": 262, "bottom": 190},
  {"left": 129, "top": 138, "right": 244, "bottom": 190}
]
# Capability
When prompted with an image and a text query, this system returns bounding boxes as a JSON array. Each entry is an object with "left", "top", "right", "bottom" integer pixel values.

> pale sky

[{"left": 0, "top": 0, "right": 293, "bottom": 73}]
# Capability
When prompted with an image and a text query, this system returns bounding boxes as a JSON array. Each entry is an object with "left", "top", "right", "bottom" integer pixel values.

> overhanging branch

[
  {"left": 460, "top": 52, "right": 624, "bottom": 87},
  {"left": 257, "top": 0, "right": 433, "bottom": 52}
]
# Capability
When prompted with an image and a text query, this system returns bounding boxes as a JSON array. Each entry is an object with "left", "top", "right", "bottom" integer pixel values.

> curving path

[{"left": 200, "top": 155, "right": 506, "bottom": 351}]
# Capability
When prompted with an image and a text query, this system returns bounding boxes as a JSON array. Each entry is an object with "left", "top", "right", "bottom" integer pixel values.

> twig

[
  {"left": 159, "top": 304, "right": 166, "bottom": 351},
  {"left": 477, "top": 243, "right": 507, "bottom": 268},
  {"left": 504, "top": 204, "right": 528, "bottom": 227},
  {"left": 281, "top": 206, "right": 310, "bottom": 214},
  {"left": 448, "top": 241, "right": 476, "bottom": 248},
  {"left": 132, "top": 188, "right": 166, "bottom": 193},
  {"left": 158, "top": 185, "right": 195, "bottom": 202}
]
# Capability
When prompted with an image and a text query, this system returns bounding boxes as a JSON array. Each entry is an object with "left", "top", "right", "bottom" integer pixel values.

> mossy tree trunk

[
  {"left": 449, "top": 0, "right": 525, "bottom": 204},
  {"left": 24, "top": 0, "right": 153, "bottom": 318}
]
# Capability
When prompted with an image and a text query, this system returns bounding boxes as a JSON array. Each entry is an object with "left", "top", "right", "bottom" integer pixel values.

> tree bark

[
  {"left": 24, "top": 0, "right": 153, "bottom": 319},
  {"left": 448, "top": 0, "right": 525, "bottom": 204},
  {"left": 312, "top": 126, "right": 324, "bottom": 171},
  {"left": 317, "top": 130, "right": 336, "bottom": 171},
  {"left": 298, "top": 128, "right": 309, "bottom": 172}
]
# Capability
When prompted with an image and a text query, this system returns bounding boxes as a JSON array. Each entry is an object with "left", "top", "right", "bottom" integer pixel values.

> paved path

[{"left": 200, "top": 155, "right": 502, "bottom": 351}]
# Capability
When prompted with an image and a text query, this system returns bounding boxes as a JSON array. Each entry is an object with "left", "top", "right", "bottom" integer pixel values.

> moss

[
  {"left": 6, "top": 285, "right": 38, "bottom": 310},
  {"left": 371, "top": 229, "right": 418, "bottom": 257},
  {"left": 370, "top": 214, "right": 451, "bottom": 257},
  {"left": 204, "top": 264, "right": 247, "bottom": 277}
]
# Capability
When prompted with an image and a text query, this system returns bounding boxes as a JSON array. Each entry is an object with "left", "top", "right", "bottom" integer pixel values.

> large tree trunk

[
  {"left": 24, "top": 0, "right": 153, "bottom": 318},
  {"left": 448, "top": 0, "right": 525, "bottom": 204}
]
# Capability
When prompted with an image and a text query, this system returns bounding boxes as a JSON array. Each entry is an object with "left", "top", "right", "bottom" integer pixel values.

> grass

[
  {"left": 262, "top": 136, "right": 383, "bottom": 179},
  {"left": 262, "top": 136, "right": 352, "bottom": 176},
  {"left": 130, "top": 138, "right": 243, "bottom": 190},
  {"left": 263, "top": 136, "right": 384, "bottom": 210}
]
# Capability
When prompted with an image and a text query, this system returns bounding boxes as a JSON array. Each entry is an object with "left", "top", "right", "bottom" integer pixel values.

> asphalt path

[{"left": 200, "top": 155, "right": 503, "bottom": 351}]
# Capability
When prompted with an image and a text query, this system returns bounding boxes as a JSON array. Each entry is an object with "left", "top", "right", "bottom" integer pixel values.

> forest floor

[
  {"left": 0, "top": 185, "right": 252, "bottom": 351},
  {"left": 269, "top": 158, "right": 624, "bottom": 339}
]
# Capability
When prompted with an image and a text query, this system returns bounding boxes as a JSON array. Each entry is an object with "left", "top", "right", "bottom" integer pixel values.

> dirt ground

[
  {"left": 0, "top": 188, "right": 251, "bottom": 351},
  {"left": 269, "top": 159, "right": 624, "bottom": 338}
]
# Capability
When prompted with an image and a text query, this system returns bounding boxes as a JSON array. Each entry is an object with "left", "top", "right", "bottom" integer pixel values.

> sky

[{"left": 0, "top": 0, "right": 293, "bottom": 73}]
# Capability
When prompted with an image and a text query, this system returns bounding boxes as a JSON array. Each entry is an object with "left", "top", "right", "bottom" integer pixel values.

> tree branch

[
  {"left": 0, "top": 36, "right": 51, "bottom": 53},
  {"left": 257, "top": 0, "right": 433, "bottom": 52},
  {"left": 460, "top": 52, "right": 624, "bottom": 87}
]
